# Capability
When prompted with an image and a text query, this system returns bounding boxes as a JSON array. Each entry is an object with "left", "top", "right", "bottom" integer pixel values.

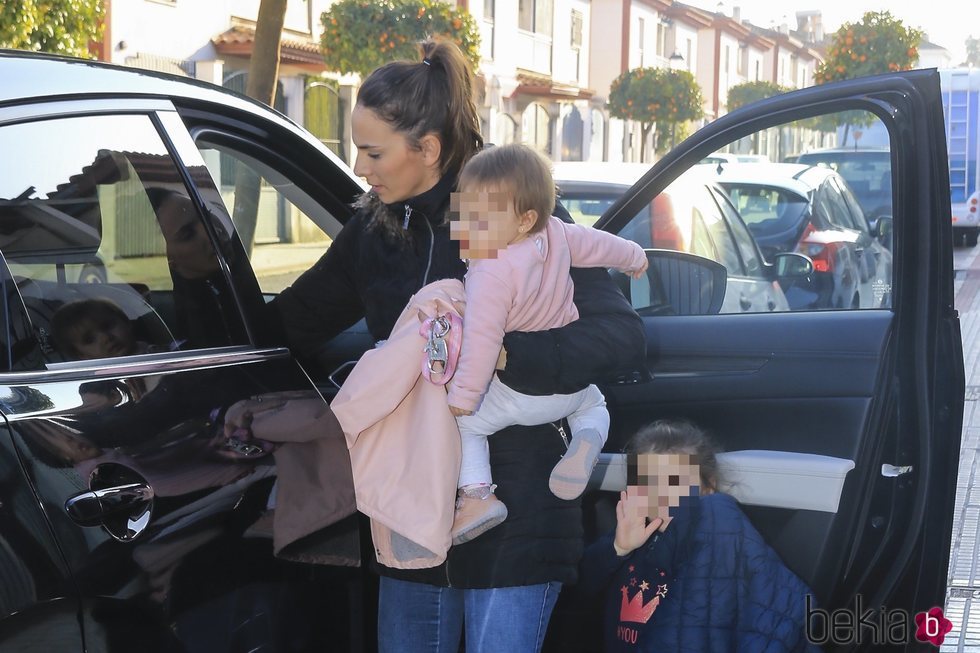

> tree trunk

[
  {"left": 640, "top": 123, "right": 652, "bottom": 163},
  {"left": 234, "top": 0, "right": 288, "bottom": 256}
]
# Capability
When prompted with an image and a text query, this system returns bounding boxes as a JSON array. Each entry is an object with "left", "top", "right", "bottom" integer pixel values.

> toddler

[
  {"left": 579, "top": 420, "right": 821, "bottom": 652},
  {"left": 446, "top": 143, "right": 648, "bottom": 544}
]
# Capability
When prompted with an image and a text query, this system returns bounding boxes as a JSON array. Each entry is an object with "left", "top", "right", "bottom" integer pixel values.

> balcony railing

[{"left": 517, "top": 30, "right": 552, "bottom": 76}]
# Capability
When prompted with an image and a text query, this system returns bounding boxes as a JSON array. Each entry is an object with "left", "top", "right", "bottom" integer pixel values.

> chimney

[{"left": 732, "top": 6, "right": 741, "bottom": 22}]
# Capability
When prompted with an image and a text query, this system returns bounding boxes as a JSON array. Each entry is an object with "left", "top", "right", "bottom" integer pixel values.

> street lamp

[{"left": 669, "top": 51, "right": 685, "bottom": 71}]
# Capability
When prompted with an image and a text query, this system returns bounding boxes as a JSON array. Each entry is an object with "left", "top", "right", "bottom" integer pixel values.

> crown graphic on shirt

[{"left": 619, "top": 586, "right": 660, "bottom": 624}]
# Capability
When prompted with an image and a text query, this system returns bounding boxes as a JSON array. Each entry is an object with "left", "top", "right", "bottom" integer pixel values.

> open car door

[{"left": 549, "top": 70, "right": 964, "bottom": 652}]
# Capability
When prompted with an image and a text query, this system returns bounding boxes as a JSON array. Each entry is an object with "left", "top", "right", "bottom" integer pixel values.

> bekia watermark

[{"left": 806, "top": 595, "right": 953, "bottom": 647}]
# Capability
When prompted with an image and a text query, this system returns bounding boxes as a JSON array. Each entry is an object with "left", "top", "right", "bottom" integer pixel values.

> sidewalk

[{"left": 943, "top": 245, "right": 980, "bottom": 652}]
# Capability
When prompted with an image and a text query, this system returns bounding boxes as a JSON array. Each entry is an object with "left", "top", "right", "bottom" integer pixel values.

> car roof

[
  {"left": 551, "top": 162, "right": 652, "bottom": 188},
  {"left": 0, "top": 49, "right": 359, "bottom": 190},
  {"left": 710, "top": 162, "right": 837, "bottom": 195},
  {"left": 798, "top": 147, "right": 890, "bottom": 156},
  {"left": 0, "top": 49, "right": 279, "bottom": 122}
]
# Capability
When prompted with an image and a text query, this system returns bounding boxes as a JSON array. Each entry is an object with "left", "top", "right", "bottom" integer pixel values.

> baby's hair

[
  {"left": 625, "top": 419, "right": 722, "bottom": 493},
  {"left": 51, "top": 298, "right": 130, "bottom": 358},
  {"left": 458, "top": 144, "right": 555, "bottom": 233}
]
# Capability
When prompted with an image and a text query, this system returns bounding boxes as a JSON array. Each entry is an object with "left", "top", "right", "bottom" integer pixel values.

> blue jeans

[{"left": 377, "top": 576, "right": 562, "bottom": 653}]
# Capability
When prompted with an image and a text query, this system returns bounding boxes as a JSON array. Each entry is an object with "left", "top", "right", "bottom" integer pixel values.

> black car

[{"left": 0, "top": 52, "right": 964, "bottom": 653}]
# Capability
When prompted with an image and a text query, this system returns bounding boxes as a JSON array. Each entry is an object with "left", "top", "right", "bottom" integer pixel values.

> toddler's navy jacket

[{"left": 580, "top": 492, "right": 823, "bottom": 652}]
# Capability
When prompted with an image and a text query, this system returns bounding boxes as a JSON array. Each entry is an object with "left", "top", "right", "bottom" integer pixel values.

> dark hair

[
  {"left": 51, "top": 298, "right": 130, "bottom": 359},
  {"left": 357, "top": 38, "right": 483, "bottom": 176},
  {"left": 625, "top": 419, "right": 722, "bottom": 492},
  {"left": 458, "top": 144, "right": 555, "bottom": 233}
]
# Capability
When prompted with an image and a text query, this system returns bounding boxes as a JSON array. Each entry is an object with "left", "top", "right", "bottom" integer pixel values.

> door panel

[
  {"left": 0, "top": 417, "right": 83, "bottom": 651},
  {"left": 549, "top": 70, "right": 961, "bottom": 652},
  {"left": 2, "top": 354, "right": 357, "bottom": 652}
]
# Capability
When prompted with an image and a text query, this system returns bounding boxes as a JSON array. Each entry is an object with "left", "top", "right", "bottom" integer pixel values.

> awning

[{"left": 212, "top": 26, "right": 327, "bottom": 71}]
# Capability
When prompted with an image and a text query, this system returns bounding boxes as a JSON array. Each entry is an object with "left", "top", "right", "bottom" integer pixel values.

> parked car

[
  {"left": 713, "top": 162, "right": 894, "bottom": 310},
  {"left": 796, "top": 146, "right": 893, "bottom": 221},
  {"left": 0, "top": 51, "right": 963, "bottom": 653},
  {"left": 554, "top": 162, "right": 800, "bottom": 314}
]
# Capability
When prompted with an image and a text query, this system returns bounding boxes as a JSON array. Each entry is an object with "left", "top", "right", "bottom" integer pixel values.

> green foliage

[
  {"left": 320, "top": 0, "right": 480, "bottom": 78},
  {"left": 727, "top": 81, "right": 790, "bottom": 112},
  {"left": 814, "top": 11, "right": 922, "bottom": 85},
  {"left": 965, "top": 35, "right": 980, "bottom": 68},
  {"left": 0, "top": 0, "right": 104, "bottom": 58},
  {"left": 607, "top": 67, "right": 704, "bottom": 127}
]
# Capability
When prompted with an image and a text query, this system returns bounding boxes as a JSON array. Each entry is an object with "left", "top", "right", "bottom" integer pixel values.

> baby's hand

[
  {"left": 628, "top": 258, "right": 649, "bottom": 280},
  {"left": 613, "top": 490, "right": 663, "bottom": 556},
  {"left": 450, "top": 405, "right": 473, "bottom": 417}
]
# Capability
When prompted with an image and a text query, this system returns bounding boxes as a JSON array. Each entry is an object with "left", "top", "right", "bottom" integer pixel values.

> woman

[{"left": 272, "top": 39, "right": 645, "bottom": 653}]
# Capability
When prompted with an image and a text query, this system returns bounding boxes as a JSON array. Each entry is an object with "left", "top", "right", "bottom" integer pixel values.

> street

[{"left": 944, "top": 242, "right": 980, "bottom": 651}]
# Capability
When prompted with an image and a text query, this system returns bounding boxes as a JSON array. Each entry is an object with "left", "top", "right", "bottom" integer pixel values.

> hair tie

[{"left": 422, "top": 58, "right": 432, "bottom": 66}]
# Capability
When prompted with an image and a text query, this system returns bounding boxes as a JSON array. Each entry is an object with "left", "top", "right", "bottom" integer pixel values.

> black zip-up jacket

[{"left": 272, "top": 170, "right": 645, "bottom": 587}]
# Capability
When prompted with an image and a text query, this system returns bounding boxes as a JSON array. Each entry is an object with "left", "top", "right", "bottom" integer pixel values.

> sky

[{"left": 687, "top": 0, "right": 978, "bottom": 65}]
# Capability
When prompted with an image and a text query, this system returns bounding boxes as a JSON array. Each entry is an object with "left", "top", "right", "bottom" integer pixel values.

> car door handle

[
  {"left": 65, "top": 483, "right": 154, "bottom": 527},
  {"left": 740, "top": 294, "right": 752, "bottom": 310}
]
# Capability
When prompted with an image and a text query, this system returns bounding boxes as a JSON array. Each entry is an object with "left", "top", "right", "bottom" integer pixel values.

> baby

[{"left": 446, "top": 143, "right": 648, "bottom": 544}]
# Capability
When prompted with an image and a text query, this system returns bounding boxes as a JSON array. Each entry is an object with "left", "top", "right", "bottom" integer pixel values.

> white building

[
  {"left": 471, "top": 0, "right": 598, "bottom": 161},
  {"left": 100, "top": 0, "right": 352, "bottom": 162}
]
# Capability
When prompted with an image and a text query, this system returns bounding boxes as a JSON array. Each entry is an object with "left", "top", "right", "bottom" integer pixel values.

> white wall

[
  {"left": 746, "top": 47, "right": 764, "bottom": 82},
  {"left": 696, "top": 27, "right": 716, "bottom": 117},
  {"left": 589, "top": 0, "right": 626, "bottom": 102},
  {"left": 674, "top": 24, "right": 698, "bottom": 74},
  {"left": 108, "top": 0, "right": 331, "bottom": 66},
  {"left": 628, "top": 3, "right": 661, "bottom": 70},
  {"left": 717, "top": 32, "right": 740, "bottom": 114},
  {"left": 553, "top": 0, "right": 590, "bottom": 86}
]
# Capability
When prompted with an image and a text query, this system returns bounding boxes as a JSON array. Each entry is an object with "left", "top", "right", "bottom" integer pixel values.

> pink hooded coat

[{"left": 331, "top": 278, "right": 465, "bottom": 569}]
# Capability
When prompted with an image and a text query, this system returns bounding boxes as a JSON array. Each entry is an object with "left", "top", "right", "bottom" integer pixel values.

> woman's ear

[{"left": 418, "top": 133, "right": 443, "bottom": 170}]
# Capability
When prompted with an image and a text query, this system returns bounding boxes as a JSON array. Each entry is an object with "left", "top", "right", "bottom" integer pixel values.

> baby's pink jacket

[{"left": 447, "top": 216, "right": 646, "bottom": 412}]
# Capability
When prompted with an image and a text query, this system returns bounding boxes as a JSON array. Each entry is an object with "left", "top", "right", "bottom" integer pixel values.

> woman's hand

[
  {"left": 613, "top": 490, "right": 663, "bottom": 557},
  {"left": 223, "top": 395, "right": 288, "bottom": 439}
]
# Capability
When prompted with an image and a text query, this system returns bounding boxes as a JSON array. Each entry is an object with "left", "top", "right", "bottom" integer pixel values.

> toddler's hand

[
  {"left": 629, "top": 258, "right": 649, "bottom": 280},
  {"left": 613, "top": 490, "right": 663, "bottom": 557},
  {"left": 450, "top": 405, "right": 473, "bottom": 417}
]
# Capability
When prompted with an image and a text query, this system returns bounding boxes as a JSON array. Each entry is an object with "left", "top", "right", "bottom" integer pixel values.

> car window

[
  {"left": 832, "top": 176, "right": 872, "bottom": 233},
  {"left": 712, "top": 188, "right": 762, "bottom": 277},
  {"left": 692, "top": 185, "right": 743, "bottom": 275},
  {"left": 820, "top": 183, "right": 858, "bottom": 231},
  {"left": 615, "top": 107, "right": 896, "bottom": 313},
  {"left": 196, "top": 141, "right": 343, "bottom": 295},
  {"left": 560, "top": 194, "right": 616, "bottom": 227},
  {"left": 0, "top": 114, "right": 248, "bottom": 370}
]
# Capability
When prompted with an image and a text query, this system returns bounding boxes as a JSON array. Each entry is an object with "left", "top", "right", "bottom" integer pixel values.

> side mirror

[
  {"left": 613, "top": 249, "right": 728, "bottom": 316},
  {"left": 772, "top": 252, "right": 814, "bottom": 279},
  {"left": 871, "top": 215, "right": 893, "bottom": 240}
]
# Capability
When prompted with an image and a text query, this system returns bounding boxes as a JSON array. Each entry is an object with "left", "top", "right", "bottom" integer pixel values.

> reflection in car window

[
  {"left": 197, "top": 142, "right": 342, "bottom": 295},
  {"left": 0, "top": 114, "right": 248, "bottom": 370}
]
